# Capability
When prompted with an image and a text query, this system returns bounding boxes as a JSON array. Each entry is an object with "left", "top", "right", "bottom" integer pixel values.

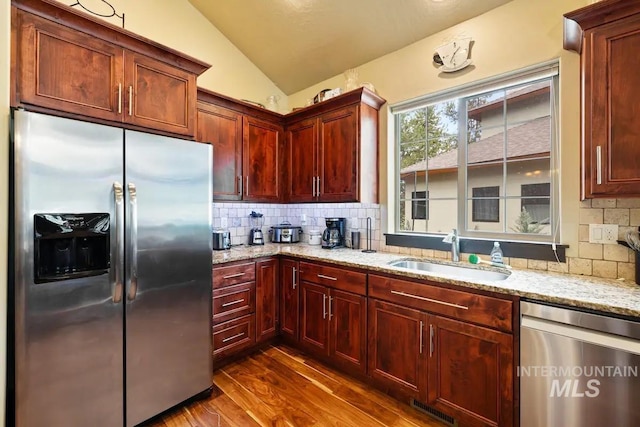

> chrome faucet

[{"left": 443, "top": 228, "right": 460, "bottom": 262}]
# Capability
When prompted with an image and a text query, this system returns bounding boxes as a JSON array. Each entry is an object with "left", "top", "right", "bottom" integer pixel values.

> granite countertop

[{"left": 212, "top": 243, "right": 640, "bottom": 318}]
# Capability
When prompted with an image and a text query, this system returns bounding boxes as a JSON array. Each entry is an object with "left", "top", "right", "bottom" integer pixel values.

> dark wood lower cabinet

[
  {"left": 330, "top": 289, "right": 366, "bottom": 373},
  {"left": 367, "top": 299, "right": 427, "bottom": 402},
  {"left": 428, "top": 315, "right": 513, "bottom": 427},
  {"left": 279, "top": 259, "right": 299, "bottom": 341},
  {"left": 300, "top": 281, "right": 329, "bottom": 354},
  {"left": 299, "top": 281, "right": 367, "bottom": 374},
  {"left": 256, "top": 258, "right": 279, "bottom": 343}
]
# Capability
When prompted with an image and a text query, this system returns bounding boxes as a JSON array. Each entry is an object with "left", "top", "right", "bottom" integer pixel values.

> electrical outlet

[
  {"left": 220, "top": 217, "right": 228, "bottom": 229},
  {"left": 589, "top": 224, "right": 618, "bottom": 244}
]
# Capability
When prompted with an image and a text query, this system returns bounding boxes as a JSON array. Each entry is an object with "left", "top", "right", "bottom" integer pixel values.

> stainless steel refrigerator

[{"left": 10, "top": 110, "right": 213, "bottom": 427}]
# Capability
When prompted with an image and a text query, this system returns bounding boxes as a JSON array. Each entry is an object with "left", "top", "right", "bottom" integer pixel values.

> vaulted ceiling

[{"left": 189, "top": 0, "right": 513, "bottom": 94}]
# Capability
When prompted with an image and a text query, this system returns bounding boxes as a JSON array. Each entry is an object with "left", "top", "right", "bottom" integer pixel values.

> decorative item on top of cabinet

[
  {"left": 196, "top": 88, "right": 284, "bottom": 202},
  {"left": 284, "top": 88, "right": 386, "bottom": 203},
  {"left": 11, "top": 0, "right": 209, "bottom": 137},
  {"left": 564, "top": 0, "right": 640, "bottom": 198}
]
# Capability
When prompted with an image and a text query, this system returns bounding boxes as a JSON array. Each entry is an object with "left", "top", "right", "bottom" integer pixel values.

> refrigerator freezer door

[
  {"left": 12, "top": 110, "right": 125, "bottom": 427},
  {"left": 124, "top": 130, "right": 213, "bottom": 426}
]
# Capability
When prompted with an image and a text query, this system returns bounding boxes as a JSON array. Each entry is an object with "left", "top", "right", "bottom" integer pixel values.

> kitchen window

[{"left": 394, "top": 61, "right": 559, "bottom": 243}]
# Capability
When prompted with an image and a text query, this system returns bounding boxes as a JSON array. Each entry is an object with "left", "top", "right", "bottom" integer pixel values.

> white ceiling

[{"left": 188, "top": 0, "right": 513, "bottom": 95}]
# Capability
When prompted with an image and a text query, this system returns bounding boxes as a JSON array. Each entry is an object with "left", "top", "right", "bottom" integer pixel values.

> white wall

[
  {"left": 288, "top": 0, "right": 587, "bottom": 258},
  {"left": 51, "top": 0, "right": 287, "bottom": 109}
]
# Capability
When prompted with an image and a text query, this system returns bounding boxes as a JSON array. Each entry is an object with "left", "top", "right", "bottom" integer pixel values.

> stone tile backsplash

[
  {"left": 214, "top": 198, "right": 639, "bottom": 283},
  {"left": 213, "top": 202, "right": 382, "bottom": 248},
  {"left": 380, "top": 197, "right": 639, "bottom": 283}
]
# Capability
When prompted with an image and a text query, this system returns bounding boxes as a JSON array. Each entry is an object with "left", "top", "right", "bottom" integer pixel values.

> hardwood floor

[{"left": 145, "top": 345, "right": 446, "bottom": 427}]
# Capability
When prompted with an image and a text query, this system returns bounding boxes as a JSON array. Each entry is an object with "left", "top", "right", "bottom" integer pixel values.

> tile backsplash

[
  {"left": 381, "top": 198, "right": 639, "bottom": 283},
  {"left": 215, "top": 198, "right": 639, "bottom": 283},
  {"left": 213, "top": 202, "right": 381, "bottom": 248}
]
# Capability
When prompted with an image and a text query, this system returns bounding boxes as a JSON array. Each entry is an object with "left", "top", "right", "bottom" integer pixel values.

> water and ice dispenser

[{"left": 33, "top": 213, "right": 110, "bottom": 283}]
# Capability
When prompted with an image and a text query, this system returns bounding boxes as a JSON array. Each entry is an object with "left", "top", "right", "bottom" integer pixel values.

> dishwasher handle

[
  {"left": 521, "top": 315, "right": 640, "bottom": 355},
  {"left": 521, "top": 301, "right": 640, "bottom": 341}
]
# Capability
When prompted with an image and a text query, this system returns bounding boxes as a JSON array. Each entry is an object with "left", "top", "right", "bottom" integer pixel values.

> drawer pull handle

[
  {"left": 223, "top": 272, "right": 245, "bottom": 279},
  {"left": 419, "top": 320, "right": 424, "bottom": 354},
  {"left": 390, "top": 290, "right": 469, "bottom": 310},
  {"left": 329, "top": 296, "right": 333, "bottom": 320},
  {"left": 221, "top": 299, "right": 245, "bottom": 307},
  {"left": 222, "top": 332, "right": 245, "bottom": 343},
  {"left": 317, "top": 274, "right": 337, "bottom": 281},
  {"left": 292, "top": 267, "right": 297, "bottom": 289}
]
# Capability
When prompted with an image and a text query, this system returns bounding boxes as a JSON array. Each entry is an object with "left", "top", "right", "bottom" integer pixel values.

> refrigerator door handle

[
  {"left": 113, "top": 182, "right": 124, "bottom": 303},
  {"left": 127, "top": 182, "right": 139, "bottom": 301}
]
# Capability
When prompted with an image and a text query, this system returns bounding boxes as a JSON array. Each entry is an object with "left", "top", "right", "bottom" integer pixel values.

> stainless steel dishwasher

[{"left": 520, "top": 301, "right": 640, "bottom": 427}]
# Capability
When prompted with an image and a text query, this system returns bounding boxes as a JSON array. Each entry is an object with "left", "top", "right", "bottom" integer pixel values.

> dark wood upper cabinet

[
  {"left": 11, "top": 0, "right": 209, "bottom": 137},
  {"left": 197, "top": 89, "right": 283, "bottom": 202},
  {"left": 243, "top": 116, "right": 282, "bottom": 202},
  {"left": 196, "top": 102, "right": 243, "bottom": 200},
  {"left": 279, "top": 258, "right": 300, "bottom": 341},
  {"left": 256, "top": 258, "right": 279, "bottom": 343},
  {"left": 286, "top": 119, "right": 317, "bottom": 202},
  {"left": 427, "top": 315, "right": 513, "bottom": 427},
  {"left": 564, "top": 1, "right": 640, "bottom": 198},
  {"left": 284, "top": 89, "right": 385, "bottom": 203}
]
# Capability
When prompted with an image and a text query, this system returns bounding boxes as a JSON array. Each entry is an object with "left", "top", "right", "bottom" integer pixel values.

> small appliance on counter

[
  {"left": 269, "top": 222, "right": 303, "bottom": 243},
  {"left": 308, "top": 229, "right": 322, "bottom": 245},
  {"left": 322, "top": 217, "right": 346, "bottom": 249},
  {"left": 248, "top": 211, "right": 265, "bottom": 245},
  {"left": 212, "top": 229, "right": 231, "bottom": 250}
]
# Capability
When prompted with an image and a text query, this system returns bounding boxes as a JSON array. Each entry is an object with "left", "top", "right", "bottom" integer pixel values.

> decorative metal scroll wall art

[{"left": 69, "top": 0, "right": 125, "bottom": 28}]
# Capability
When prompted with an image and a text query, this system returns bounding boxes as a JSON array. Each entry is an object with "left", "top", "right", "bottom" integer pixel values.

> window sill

[{"left": 384, "top": 233, "right": 567, "bottom": 262}]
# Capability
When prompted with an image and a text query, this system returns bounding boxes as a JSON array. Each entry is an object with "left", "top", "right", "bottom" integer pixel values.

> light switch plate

[{"left": 589, "top": 224, "right": 618, "bottom": 244}]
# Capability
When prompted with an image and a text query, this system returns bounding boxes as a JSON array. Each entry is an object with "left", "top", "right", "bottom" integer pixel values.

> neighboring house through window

[
  {"left": 472, "top": 186, "right": 499, "bottom": 222},
  {"left": 394, "top": 62, "right": 559, "bottom": 242}
]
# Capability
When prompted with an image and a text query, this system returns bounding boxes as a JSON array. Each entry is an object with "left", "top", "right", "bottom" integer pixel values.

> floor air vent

[{"left": 411, "top": 399, "right": 457, "bottom": 427}]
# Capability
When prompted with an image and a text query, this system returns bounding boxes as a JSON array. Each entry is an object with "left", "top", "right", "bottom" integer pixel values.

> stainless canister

[{"left": 351, "top": 230, "right": 360, "bottom": 250}]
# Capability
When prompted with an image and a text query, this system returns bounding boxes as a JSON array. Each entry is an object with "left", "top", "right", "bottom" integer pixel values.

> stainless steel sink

[{"left": 388, "top": 259, "right": 510, "bottom": 281}]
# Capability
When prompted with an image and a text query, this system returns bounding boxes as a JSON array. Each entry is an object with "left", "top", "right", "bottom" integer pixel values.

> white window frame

[{"left": 391, "top": 61, "right": 560, "bottom": 244}]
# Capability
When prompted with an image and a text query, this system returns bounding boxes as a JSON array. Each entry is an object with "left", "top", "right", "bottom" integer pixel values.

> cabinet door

[
  {"left": 583, "top": 14, "right": 640, "bottom": 197},
  {"left": 280, "top": 259, "right": 299, "bottom": 341},
  {"left": 124, "top": 51, "right": 196, "bottom": 136},
  {"left": 368, "top": 299, "right": 427, "bottom": 401},
  {"left": 243, "top": 116, "right": 282, "bottom": 202},
  {"left": 427, "top": 315, "right": 513, "bottom": 427},
  {"left": 16, "top": 11, "right": 123, "bottom": 122},
  {"left": 197, "top": 103, "right": 243, "bottom": 200},
  {"left": 256, "top": 258, "right": 279, "bottom": 343},
  {"left": 318, "top": 106, "right": 359, "bottom": 202},
  {"left": 329, "top": 289, "right": 366, "bottom": 374},
  {"left": 286, "top": 118, "right": 317, "bottom": 202},
  {"left": 300, "top": 281, "right": 329, "bottom": 356}
]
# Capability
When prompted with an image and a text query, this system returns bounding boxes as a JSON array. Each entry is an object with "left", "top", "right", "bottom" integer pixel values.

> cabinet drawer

[
  {"left": 299, "top": 261, "right": 366, "bottom": 295},
  {"left": 213, "top": 282, "right": 255, "bottom": 325},
  {"left": 213, "top": 261, "right": 256, "bottom": 289},
  {"left": 212, "top": 314, "right": 255, "bottom": 359},
  {"left": 369, "top": 274, "right": 513, "bottom": 332}
]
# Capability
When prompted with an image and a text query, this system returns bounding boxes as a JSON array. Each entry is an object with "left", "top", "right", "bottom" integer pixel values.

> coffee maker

[
  {"left": 322, "top": 217, "right": 346, "bottom": 249},
  {"left": 248, "top": 211, "right": 265, "bottom": 245}
]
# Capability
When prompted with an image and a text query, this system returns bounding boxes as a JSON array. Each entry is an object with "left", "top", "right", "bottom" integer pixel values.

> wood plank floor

[{"left": 144, "top": 345, "right": 446, "bottom": 427}]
